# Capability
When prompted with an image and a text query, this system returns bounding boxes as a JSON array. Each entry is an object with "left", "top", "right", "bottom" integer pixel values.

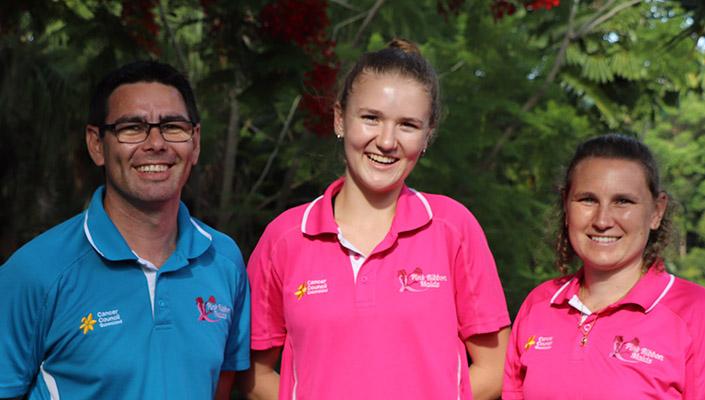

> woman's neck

[
  {"left": 580, "top": 261, "right": 644, "bottom": 312},
  {"left": 333, "top": 176, "right": 402, "bottom": 256}
]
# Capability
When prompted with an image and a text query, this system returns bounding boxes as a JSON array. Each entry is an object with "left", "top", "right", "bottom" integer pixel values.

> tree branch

[
  {"left": 333, "top": 11, "right": 368, "bottom": 41},
  {"left": 329, "top": 0, "right": 361, "bottom": 11},
  {"left": 485, "top": 0, "right": 645, "bottom": 166},
  {"left": 438, "top": 60, "right": 466, "bottom": 79},
  {"left": 246, "top": 95, "right": 301, "bottom": 201},
  {"left": 573, "top": 0, "right": 642, "bottom": 39},
  {"left": 352, "top": 0, "right": 385, "bottom": 48},
  {"left": 216, "top": 87, "right": 241, "bottom": 228},
  {"left": 486, "top": 0, "right": 580, "bottom": 164},
  {"left": 158, "top": 0, "right": 189, "bottom": 75}
]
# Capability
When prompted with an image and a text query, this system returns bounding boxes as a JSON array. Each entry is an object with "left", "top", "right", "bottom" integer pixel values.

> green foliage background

[{"left": 3, "top": 0, "right": 705, "bottom": 316}]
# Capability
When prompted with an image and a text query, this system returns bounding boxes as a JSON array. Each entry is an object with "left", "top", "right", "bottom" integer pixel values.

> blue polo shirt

[{"left": 0, "top": 187, "right": 250, "bottom": 399}]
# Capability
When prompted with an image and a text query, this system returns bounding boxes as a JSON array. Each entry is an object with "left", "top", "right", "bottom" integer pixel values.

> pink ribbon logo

[
  {"left": 609, "top": 335, "right": 640, "bottom": 363},
  {"left": 195, "top": 296, "right": 218, "bottom": 322},
  {"left": 398, "top": 268, "right": 428, "bottom": 293}
]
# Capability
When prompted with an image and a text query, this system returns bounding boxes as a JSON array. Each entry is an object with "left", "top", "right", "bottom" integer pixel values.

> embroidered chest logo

[
  {"left": 398, "top": 268, "right": 447, "bottom": 292},
  {"left": 79, "top": 309, "right": 123, "bottom": 334},
  {"left": 294, "top": 279, "right": 329, "bottom": 300},
  {"left": 524, "top": 335, "right": 553, "bottom": 350},
  {"left": 195, "top": 296, "right": 231, "bottom": 322},
  {"left": 80, "top": 313, "right": 96, "bottom": 334},
  {"left": 610, "top": 336, "right": 664, "bottom": 364}
]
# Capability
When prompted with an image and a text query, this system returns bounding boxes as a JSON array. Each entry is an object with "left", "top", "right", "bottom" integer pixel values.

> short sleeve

[
  {"left": 221, "top": 260, "right": 251, "bottom": 371},
  {"left": 0, "top": 254, "right": 48, "bottom": 398},
  {"left": 684, "top": 298, "right": 705, "bottom": 399},
  {"left": 453, "top": 211, "right": 510, "bottom": 339},
  {"left": 247, "top": 225, "right": 286, "bottom": 350},
  {"left": 502, "top": 298, "right": 531, "bottom": 400}
]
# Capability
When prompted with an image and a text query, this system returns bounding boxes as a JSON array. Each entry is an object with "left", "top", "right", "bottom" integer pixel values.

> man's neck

[{"left": 103, "top": 190, "right": 180, "bottom": 268}]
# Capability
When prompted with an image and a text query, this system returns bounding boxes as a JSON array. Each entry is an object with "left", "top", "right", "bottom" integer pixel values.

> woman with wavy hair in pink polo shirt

[
  {"left": 241, "top": 39, "right": 511, "bottom": 400},
  {"left": 503, "top": 134, "right": 705, "bottom": 399}
]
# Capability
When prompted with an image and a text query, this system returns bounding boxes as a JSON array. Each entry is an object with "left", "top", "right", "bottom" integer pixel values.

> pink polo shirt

[
  {"left": 248, "top": 178, "right": 509, "bottom": 400},
  {"left": 503, "top": 262, "right": 705, "bottom": 400}
]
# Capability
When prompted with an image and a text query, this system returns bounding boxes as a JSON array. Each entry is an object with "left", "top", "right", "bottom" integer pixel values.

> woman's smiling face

[
  {"left": 565, "top": 157, "right": 667, "bottom": 272},
  {"left": 335, "top": 72, "right": 432, "bottom": 196}
]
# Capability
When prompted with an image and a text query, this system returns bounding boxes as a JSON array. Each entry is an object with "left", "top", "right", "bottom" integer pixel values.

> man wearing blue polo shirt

[{"left": 0, "top": 61, "right": 250, "bottom": 399}]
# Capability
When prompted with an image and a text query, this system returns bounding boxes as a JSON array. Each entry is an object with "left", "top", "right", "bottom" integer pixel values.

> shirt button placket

[
  {"left": 154, "top": 274, "right": 172, "bottom": 327},
  {"left": 356, "top": 262, "right": 375, "bottom": 307}
]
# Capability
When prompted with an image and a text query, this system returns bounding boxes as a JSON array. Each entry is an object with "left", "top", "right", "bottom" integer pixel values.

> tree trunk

[{"left": 217, "top": 88, "right": 240, "bottom": 229}]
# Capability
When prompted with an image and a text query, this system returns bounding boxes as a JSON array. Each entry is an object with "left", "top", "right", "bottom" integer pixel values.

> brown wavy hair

[{"left": 555, "top": 134, "right": 672, "bottom": 274}]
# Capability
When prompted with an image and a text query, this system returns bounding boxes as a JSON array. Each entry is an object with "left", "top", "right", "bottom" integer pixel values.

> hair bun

[{"left": 387, "top": 38, "right": 421, "bottom": 55}]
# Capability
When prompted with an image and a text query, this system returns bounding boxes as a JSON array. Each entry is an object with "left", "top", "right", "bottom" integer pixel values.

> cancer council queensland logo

[
  {"left": 79, "top": 313, "right": 96, "bottom": 334},
  {"left": 294, "top": 279, "right": 329, "bottom": 300},
  {"left": 79, "top": 309, "right": 123, "bottom": 334}
]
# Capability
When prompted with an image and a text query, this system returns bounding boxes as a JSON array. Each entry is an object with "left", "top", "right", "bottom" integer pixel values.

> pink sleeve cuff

[
  {"left": 251, "top": 335, "right": 286, "bottom": 350},
  {"left": 459, "top": 315, "right": 510, "bottom": 339}
]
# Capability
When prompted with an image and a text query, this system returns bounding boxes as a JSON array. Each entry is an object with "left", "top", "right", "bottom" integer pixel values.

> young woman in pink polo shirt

[
  {"left": 504, "top": 134, "right": 705, "bottom": 399},
  {"left": 242, "top": 39, "right": 510, "bottom": 399}
]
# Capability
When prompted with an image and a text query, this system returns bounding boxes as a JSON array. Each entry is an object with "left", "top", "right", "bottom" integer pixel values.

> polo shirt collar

[
  {"left": 83, "top": 186, "right": 212, "bottom": 264},
  {"left": 300, "top": 177, "right": 433, "bottom": 237},
  {"left": 549, "top": 261, "right": 675, "bottom": 314}
]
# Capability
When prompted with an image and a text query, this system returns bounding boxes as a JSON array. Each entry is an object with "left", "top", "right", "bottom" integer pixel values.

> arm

[
  {"left": 0, "top": 254, "right": 46, "bottom": 400},
  {"left": 215, "top": 371, "right": 235, "bottom": 400},
  {"left": 684, "top": 295, "right": 705, "bottom": 400},
  {"left": 217, "top": 250, "right": 251, "bottom": 400},
  {"left": 235, "top": 347, "right": 282, "bottom": 400},
  {"left": 465, "top": 327, "right": 510, "bottom": 400}
]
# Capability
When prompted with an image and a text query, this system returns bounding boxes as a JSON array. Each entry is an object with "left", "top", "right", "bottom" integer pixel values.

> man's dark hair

[{"left": 88, "top": 60, "right": 200, "bottom": 128}]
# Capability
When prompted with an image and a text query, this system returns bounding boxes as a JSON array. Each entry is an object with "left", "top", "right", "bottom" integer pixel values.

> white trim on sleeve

[{"left": 40, "top": 362, "right": 60, "bottom": 400}]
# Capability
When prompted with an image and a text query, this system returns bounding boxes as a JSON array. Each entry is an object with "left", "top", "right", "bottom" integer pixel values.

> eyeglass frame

[{"left": 99, "top": 119, "right": 197, "bottom": 144}]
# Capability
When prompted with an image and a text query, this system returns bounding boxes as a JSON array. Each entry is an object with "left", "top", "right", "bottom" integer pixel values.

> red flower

[
  {"left": 121, "top": 0, "right": 160, "bottom": 55},
  {"left": 208, "top": 295, "right": 216, "bottom": 304},
  {"left": 437, "top": 0, "right": 465, "bottom": 19},
  {"left": 301, "top": 62, "right": 339, "bottom": 137},
  {"left": 525, "top": 0, "right": 560, "bottom": 11},
  {"left": 259, "top": 1, "right": 339, "bottom": 137},
  {"left": 199, "top": 0, "right": 216, "bottom": 13},
  {"left": 260, "top": 0, "right": 330, "bottom": 48},
  {"left": 491, "top": 0, "right": 517, "bottom": 21}
]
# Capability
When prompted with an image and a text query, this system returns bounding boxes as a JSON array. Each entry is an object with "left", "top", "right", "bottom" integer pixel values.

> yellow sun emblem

[
  {"left": 524, "top": 335, "right": 536, "bottom": 350},
  {"left": 80, "top": 313, "right": 97, "bottom": 334},
  {"left": 294, "top": 283, "right": 307, "bottom": 300}
]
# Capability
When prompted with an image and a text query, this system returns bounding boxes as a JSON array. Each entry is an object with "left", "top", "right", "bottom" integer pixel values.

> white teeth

[
  {"left": 137, "top": 164, "right": 168, "bottom": 173},
  {"left": 590, "top": 236, "right": 618, "bottom": 243},
  {"left": 366, "top": 153, "right": 397, "bottom": 164}
]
